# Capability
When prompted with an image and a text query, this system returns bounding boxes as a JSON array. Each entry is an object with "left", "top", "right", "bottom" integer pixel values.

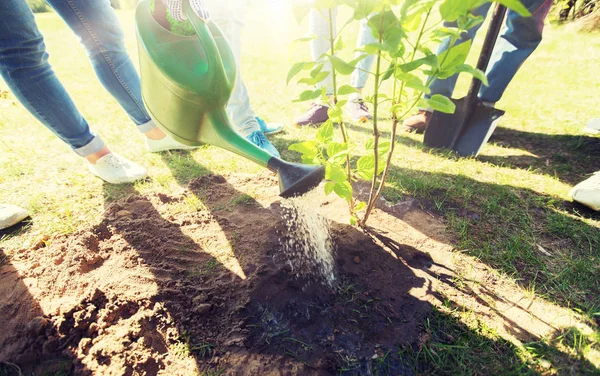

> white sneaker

[
  {"left": 145, "top": 134, "right": 199, "bottom": 153},
  {"left": 88, "top": 153, "right": 148, "bottom": 184},
  {"left": 569, "top": 171, "right": 600, "bottom": 211},
  {"left": 583, "top": 118, "right": 600, "bottom": 135},
  {"left": 0, "top": 204, "right": 29, "bottom": 230}
]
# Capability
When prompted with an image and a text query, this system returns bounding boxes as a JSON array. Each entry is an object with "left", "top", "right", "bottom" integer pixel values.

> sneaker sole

[{"left": 263, "top": 127, "right": 285, "bottom": 135}]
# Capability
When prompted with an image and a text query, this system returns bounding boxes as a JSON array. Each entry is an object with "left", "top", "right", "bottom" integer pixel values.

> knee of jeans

[
  {"left": 79, "top": 24, "right": 127, "bottom": 60},
  {"left": 0, "top": 35, "right": 48, "bottom": 73}
]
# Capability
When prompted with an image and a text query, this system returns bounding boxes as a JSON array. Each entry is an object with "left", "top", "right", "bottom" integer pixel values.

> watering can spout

[{"left": 135, "top": 0, "right": 324, "bottom": 197}]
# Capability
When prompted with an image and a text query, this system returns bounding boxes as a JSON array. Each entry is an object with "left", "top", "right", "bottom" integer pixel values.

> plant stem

[
  {"left": 362, "top": 6, "right": 433, "bottom": 226},
  {"left": 360, "top": 10, "right": 385, "bottom": 227},
  {"left": 327, "top": 7, "right": 354, "bottom": 212}
]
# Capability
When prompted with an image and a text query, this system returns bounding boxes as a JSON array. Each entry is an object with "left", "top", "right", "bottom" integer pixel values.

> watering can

[{"left": 135, "top": 0, "right": 324, "bottom": 197}]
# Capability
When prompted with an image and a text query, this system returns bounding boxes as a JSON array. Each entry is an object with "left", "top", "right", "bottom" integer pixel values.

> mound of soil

[{"left": 0, "top": 173, "right": 439, "bottom": 375}]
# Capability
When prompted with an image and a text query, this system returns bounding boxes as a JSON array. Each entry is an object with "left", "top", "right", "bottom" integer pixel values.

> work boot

[
  {"left": 345, "top": 99, "right": 372, "bottom": 123},
  {"left": 569, "top": 171, "right": 600, "bottom": 211},
  {"left": 247, "top": 130, "right": 280, "bottom": 158},
  {"left": 88, "top": 153, "right": 148, "bottom": 184},
  {"left": 294, "top": 102, "right": 330, "bottom": 127},
  {"left": 403, "top": 110, "right": 433, "bottom": 134},
  {"left": 256, "top": 116, "right": 284, "bottom": 135},
  {"left": 0, "top": 204, "right": 30, "bottom": 230},
  {"left": 583, "top": 118, "right": 600, "bottom": 135}
]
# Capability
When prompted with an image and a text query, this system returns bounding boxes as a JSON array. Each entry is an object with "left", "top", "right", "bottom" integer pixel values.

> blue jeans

[
  {"left": 309, "top": 7, "right": 376, "bottom": 95},
  {"left": 0, "top": 0, "right": 155, "bottom": 157},
  {"left": 427, "top": 0, "right": 553, "bottom": 103}
]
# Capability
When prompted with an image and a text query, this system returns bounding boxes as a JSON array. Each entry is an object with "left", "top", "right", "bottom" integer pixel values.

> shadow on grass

[{"left": 481, "top": 127, "right": 600, "bottom": 186}]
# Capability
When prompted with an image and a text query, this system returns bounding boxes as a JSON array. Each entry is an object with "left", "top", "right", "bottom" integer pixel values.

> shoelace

[
  {"left": 101, "top": 154, "right": 125, "bottom": 170},
  {"left": 358, "top": 101, "right": 369, "bottom": 112}
]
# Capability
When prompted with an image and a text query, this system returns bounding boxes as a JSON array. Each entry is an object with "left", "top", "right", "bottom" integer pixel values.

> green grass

[{"left": 0, "top": 4, "right": 599, "bottom": 375}]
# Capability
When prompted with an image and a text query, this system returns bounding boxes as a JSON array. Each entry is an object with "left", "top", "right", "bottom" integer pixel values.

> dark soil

[{"left": 0, "top": 173, "right": 437, "bottom": 375}]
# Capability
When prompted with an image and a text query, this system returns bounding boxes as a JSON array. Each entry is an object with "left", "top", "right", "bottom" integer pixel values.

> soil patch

[{"left": 0, "top": 173, "right": 440, "bottom": 375}]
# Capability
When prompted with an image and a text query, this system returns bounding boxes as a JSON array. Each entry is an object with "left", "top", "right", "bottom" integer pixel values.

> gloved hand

[{"left": 160, "top": 0, "right": 210, "bottom": 22}]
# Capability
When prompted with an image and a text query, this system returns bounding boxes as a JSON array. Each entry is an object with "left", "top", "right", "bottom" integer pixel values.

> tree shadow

[{"left": 480, "top": 127, "right": 600, "bottom": 185}]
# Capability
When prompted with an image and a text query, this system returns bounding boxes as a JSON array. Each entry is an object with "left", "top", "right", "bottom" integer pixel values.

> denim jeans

[
  {"left": 309, "top": 7, "right": 376, "bottom": 96},
  {"left": 204, "top": 0, "right": 259, "bottom": 137},
  {"left": 0, "top": 0, "right": 154, "bottom": 157},
  {"left": 427, "top": 0, "right": 553, "bottom": 104}
]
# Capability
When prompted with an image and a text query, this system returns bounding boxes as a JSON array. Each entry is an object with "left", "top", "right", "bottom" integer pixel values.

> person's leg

[
  {"left": 295, "top": 5, "right": 337, "bottom": 127},
  {"left": 0, "top": 0, "right": 146, "bottom": 183},
  {"left": 403, "top": 3, "right": 491, "bottom": 133},
  {"left": 309, "top": 6, "right": 337, "bottom": 96},
  {"left": 47, "top": 0, "right": 196, "bottom": 153},
  {"left": 0, "top": 0, "right": 106, "bottom": 158},
  {"left": 478, "top": 0, "right": 552, "bottom": 103},
  {"left": 203, "top": 0, "right": 280, "bottom": 156},
  {"left": 346, "top": 17, "right": 377, "bottom": 122},
  {"left": 427, "top": 3, "right": 493, "bottom": 99}
]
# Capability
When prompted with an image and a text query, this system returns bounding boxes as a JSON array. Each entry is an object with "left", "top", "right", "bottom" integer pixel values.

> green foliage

[
  {"left": 27, "top": 0, "right": 50, "bottom": 13},
  {"left": 288, "top": 0, "right": 529, "bottom": 225}
]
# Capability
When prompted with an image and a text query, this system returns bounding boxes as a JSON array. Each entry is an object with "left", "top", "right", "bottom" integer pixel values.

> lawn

[{"left": 0, "top": 3, "right": 599, "bottom": 375}]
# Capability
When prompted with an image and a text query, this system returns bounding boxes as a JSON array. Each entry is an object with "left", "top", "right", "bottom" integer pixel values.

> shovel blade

[
  {"left": 423, "top": 98, "right": 468, "bottom": 150},
  {"left": 454, "top": 103, "right": 505, "bottom": 157}
]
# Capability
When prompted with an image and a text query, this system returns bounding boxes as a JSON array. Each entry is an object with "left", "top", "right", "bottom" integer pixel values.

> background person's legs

[
  {"left": 479, "top": 0, "right": 553, "bottom": 103},
  {"left": 0, "top": 0, "right": 147, "bottom": 183}
]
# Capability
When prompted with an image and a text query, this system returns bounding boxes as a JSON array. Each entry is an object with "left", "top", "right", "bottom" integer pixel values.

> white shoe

[
  {"left": 583, "top": 118, "right": 600, "bottom": 135},
  {"left": 88, "top": 153, "right": 148, "bottom": 184},
  {"left": 0, "top": 204, "right": 29, "bottom": 230},
  {"left": 145, "top": 134, "right": 199, "bottom": 153},
  {"left": 569, "top": 171, "right": 600, "bottom": 211}
]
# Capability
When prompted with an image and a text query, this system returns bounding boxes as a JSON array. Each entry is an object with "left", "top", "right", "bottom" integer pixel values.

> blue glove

[{"left": 161, "top": 0, "right": 210, "bottom": 22}]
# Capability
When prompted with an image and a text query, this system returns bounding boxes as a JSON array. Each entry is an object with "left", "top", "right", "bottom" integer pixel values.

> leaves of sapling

[
  {"left": 357, "top": 155, "right": 375, "bottom": 180},
  {"left": 329, "top": 56, "right": 356, "bottom": 75},
  {"left": 287, "top": 62, "right": 316, "bottom": 85},
  {"left": 327, "top": 142, "right": 349, "bottom": 164},
  {"left": 355, "top": 201, "right": 367, "bottom": 211},
  {"left": 289, "top": 141, "right": 320, "bottom": 164},
  {"left": 400, "top": 55, "right": 437, "bottom": 73},
  {"left": 428, "top": 94, "right": 456, "bottom": 114},
  {"left": 338, "top": 85, "right": 361, "bottom": 95},
  {"left": 328, "top": 105, "right": 343, "bottom": 123},
  {"left": 494, "top": 0, "right": 531, "bottom": 17},
  {"left": 352, "top": 0, "right": 377, "bottom": 20},
  {"left": 455, "top": 64, "right": 489, "bottom": 86},
  {"left": 294, "top": 89, "right": 323, "bottom": 102},
  {"left": 298, "top": 71, "right": 330, "bottom": 86},
  {"left": 316, "top": 120, "right": 334, "bottom": 144},
  {"left": 324, "top": 181, "right": 335, "bottom": 195},
  {"left": 438, "top": 40, "right": 472, "bottom": 72},
  {"left": 335, "top": 35, "right": 345, "bottom": 52},
  {"left": 333, "top": 181, "right": 353, "bottom": 203},
  {"left": 326, "top": 163, "right": 347, "bottom": 183}
]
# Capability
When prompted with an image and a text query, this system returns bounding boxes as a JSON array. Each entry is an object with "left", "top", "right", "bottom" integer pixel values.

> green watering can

[{"left": 135, "top": 0, "right": 324, "bottom": 197}]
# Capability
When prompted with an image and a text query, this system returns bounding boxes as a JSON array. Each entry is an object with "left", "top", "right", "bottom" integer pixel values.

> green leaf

[
  {"left": 355, "top": 201, "right": 367, "bottom": 211},
  {"left": 286, "top": 62, "right": 315, "bottom": 85},
  {"left": 298, "top": 71, "right": 330, "bottom": 85},
  {"left": 329, "top": 56, "right": 356, "bottom": 75},
  {"left": 326, "top": 163, "right": 347, "bottom": 183},
  {"left": 316, "top": 120, "right": 334, "bottom": 144},
  {"left": 378, "top": 140, "right": 391, "bottom": 155},
  {"left": 338, "top": 85, "right": 361, "bottom": 95},
  {"left": 357, "top": 155, "right": 375, "bottom": 181},
  {"left": 289, "top": 140, "right": 319, "bottom": 160},
  {"left": 333, "top": 181, "right": 353, "bottom": 203},
  {"left": 495, "top": 0, "right": 531, "bottom": 17},
  {"left": 400, "top": 54, "right": 437, "bottom": 73},
  {"left": 438, "top": 40, "right": 472, "bottom": 71},
  {"left": 294, "top": 89, "right": 323, "bottom": 102},
  {"left": 439, "top": 0, "right": 470, "bottom": 22},
  {"left": 334, "top": 35, "right": 345, "bottom": 51},
  {"left": 428, "top": 94, "right": 456, "bottom": 114},
  {"left": 455, "top": 64, "right": 489, "bottom": 86},
  {"left": 365, "top": 138, "right": 374, "bottom": 151},
  {"left": 350, "top": 216, "right": 358, "bottom": 226},
  {"left": 324, "top": 181, "right": 335, "bottom": 195},
  {"left": 327, "top": 141, "right": 348, "bottom": 161},
  {"left": 328, "top": 105, "right": 343, "bottom": 123}
]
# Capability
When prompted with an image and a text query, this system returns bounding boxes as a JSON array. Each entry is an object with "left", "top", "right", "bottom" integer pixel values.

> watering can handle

[{"left": 182, "top": 0, "right": 232, "bottom": 93}]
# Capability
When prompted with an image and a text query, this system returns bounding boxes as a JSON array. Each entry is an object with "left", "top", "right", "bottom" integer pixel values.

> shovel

[
  {"left": 135, "top": 0, "right": 324, "bottom": 197},
  {"left": 424, "top": 3, "right": 507, "bottom": 157}
]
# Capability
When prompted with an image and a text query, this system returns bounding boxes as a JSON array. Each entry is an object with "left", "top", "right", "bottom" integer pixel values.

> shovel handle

[{"left": 465, "top": 3, "right": 507, "bottom": 110}]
